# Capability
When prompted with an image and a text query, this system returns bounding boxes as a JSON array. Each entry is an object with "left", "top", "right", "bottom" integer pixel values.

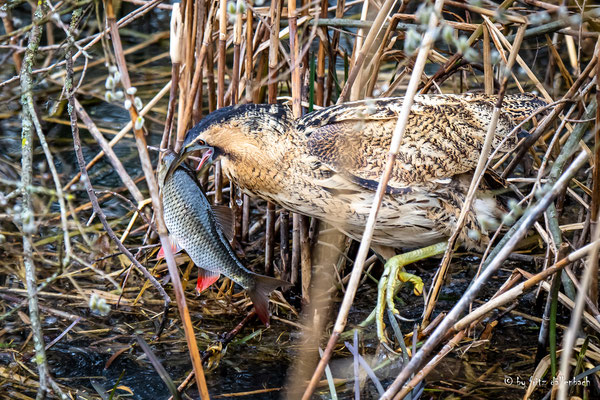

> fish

[{"left": 158, "top": 148, "right": 291, "bottom": 325}]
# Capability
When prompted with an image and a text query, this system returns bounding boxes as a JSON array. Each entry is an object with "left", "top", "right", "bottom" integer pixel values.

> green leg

[{"left": 376, "top": 242, "right": 449, "bottom": 344}]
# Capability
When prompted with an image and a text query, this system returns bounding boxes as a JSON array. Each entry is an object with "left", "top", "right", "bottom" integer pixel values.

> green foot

[{"left": 376, "top": 242, "right": 448, "bottom": 344}]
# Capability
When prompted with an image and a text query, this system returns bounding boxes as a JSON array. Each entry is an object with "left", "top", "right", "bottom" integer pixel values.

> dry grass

[{"left": 1, "top": 0, "right": 600, "bottom": 399}]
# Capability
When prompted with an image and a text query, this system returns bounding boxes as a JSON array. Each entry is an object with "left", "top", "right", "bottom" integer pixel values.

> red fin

[
  {"left": 156, "top": 237, "right": 182, "bottom": 260},
  {"left": 196, "top": 269, "right": 220, "bottom": 293},
  {"left": 247, "top": 275, "right": 292, "bottom": 326}
]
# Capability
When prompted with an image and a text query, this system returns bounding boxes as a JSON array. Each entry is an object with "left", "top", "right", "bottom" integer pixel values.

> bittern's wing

[{"left": 299, "top": 94, "right": 546, "bottom": 193}]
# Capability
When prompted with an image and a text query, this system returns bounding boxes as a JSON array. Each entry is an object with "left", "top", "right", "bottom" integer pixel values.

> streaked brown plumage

[{"left": 183, "top": 93, "right": 546, "bottom": 251}]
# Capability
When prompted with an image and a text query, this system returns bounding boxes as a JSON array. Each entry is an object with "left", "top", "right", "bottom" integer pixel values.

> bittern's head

[{"left": 182, "top": 103, "right": 294, "bottom": 170}]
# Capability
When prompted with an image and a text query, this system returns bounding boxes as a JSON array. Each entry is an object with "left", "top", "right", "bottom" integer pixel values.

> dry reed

[{"left": 1, "top": 0, "right": 600, "bottom": 399}]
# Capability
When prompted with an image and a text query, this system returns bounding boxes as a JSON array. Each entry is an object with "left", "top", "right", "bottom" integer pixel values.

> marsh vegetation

[{"left": 1, "top": 0, "right": 599, "bottom": 399}]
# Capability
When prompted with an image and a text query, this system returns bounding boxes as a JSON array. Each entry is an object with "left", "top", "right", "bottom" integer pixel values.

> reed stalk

[{"left": 103, "top": 0, "right": 210, "bottom": 397}]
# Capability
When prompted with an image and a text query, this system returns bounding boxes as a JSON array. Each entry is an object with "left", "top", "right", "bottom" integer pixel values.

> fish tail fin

[{"left": 247, "top": 275, "right": 292, "bottom": 327}]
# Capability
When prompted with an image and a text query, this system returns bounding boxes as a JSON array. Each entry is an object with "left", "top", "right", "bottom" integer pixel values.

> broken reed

[{"left": 1, "top": 0, "right": 600, "bottom": 399}]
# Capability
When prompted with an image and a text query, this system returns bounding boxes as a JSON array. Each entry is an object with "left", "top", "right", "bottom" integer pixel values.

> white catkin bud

[
  {"left": 353, "top": 121, "right": 365, "bottom": 132},
  {"left": 365, "top": 98, "right": 377, "bottom": 115},
  {"left": 416, "top": 4, "right": 431, "bottom": 26},
  {"left": 455, "top": 36, "right": 469, "bottom": 54},
  {"left": 134, "top": 97, "right": 143, "bottom": 110},
  {"left": 22, "top": 210, "right": 36, "bottom": 234},
  {"left": 405, "top": 28, "right": 421, "bottom": 55},
  {"left": 114, "top": 90, "right": 124, "bottom": 100},
  {"left": 126, "top": 87, "right": 137, "bottom": 95},
  {"left": 227, "top": 1, "right": 236, "bottom": 15},
  {"left": 89, "top": 293, "right": 98, "bottom": 308},
  {"left": 112, "top": 71, "right": 121, "bottom": 83},
  {"left": 491, "top": 50, "right": 501, "bottom": 66},
  {"left": 105, "top": 76, "right": 115, "bottom": 90},
  {"left": 468, "top": 229, "right": 481, "bottom": 242},
  {"left": 108, "top": 65, "right": 118, "bottom": 74},
  {"left": 478, "top": 215, "right": 499, "bottom": 231},
  {"left": 236, "top": 0, "right": 246, "bottom": 14},
  {"left": 441, "top": 24, "right": 454, "bottom": 44},
  {"left": 124, "top": 99, "right": 132, "bottom": 109},
  {"left": 89, "top": 293, "right": 110, "bottom": 316},
  {"left": 503, "top": 214, "right": 516, "bottom": 226},
  {"left": 494, "top": 9, "right": 508, "bottom": 23},
  {"left": 255, "top": 0, "right": 264, "bottom": 5},
  {"left": 134, "top": 116, "right": 145, "bottom": 130},
  {"left": 104, "top": 91, "right": 113, "bottom": 102},
  {"left": 557, "top": 6, "right": 568, "bottom": 19},
  {"left": 97, "top": 298, "right": 110, "bottom": 316},
  {"left": 0, "top": 233, "right": 5, "bottom": 244},
  {"left": 508, "top": 199, "right": 525, "bottom": 218},
  {"left": 530, "top": 11, "right": 550, "bottom": 25},
  {"left": 36, "top": 160, "right": 47, "bottom": 172},
  {"left": 463, "top": 48, "right": 478, "bottom": 63}
]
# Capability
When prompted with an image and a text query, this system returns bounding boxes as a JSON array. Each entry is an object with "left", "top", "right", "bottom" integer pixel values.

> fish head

[
  {"left": 158, "top": 150, "right": 178, "bottom": 189},
  {"left": 158, "top": 145, "right": 214, "bottom": 188}
]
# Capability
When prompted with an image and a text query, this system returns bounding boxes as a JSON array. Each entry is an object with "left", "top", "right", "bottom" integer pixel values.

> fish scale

[
  {"left": 162, "top": 167, "right": 254, "bottom": 287},
  {"left": 159, "top": 152, "right": 289, "bottom": 325}
]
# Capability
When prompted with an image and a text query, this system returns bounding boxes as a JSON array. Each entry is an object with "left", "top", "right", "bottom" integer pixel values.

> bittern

[{"left": 181, "top": 93, "right": 546, "bottom": 342}]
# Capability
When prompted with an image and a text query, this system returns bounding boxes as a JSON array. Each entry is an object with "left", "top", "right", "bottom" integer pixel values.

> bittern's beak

[
  {"left": 194, "top": 146, "right": 214, "bottom": 175},
  {"left": 181, "top": 141, "right": 214, "bottom": 175}
]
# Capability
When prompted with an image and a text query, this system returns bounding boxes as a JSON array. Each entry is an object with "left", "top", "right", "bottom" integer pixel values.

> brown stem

[{"left": 102, "top": 0, "right": 210, "bottom": 397}]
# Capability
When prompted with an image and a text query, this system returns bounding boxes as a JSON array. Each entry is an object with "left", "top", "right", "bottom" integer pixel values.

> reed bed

[{"left": 1, "top": 0, "right": 599, "bottom": 399}]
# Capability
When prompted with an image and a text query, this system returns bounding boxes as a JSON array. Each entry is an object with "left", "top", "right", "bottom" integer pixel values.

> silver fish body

[{"left": 159, "top": 152, "right": 288, "bottom": 324}]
